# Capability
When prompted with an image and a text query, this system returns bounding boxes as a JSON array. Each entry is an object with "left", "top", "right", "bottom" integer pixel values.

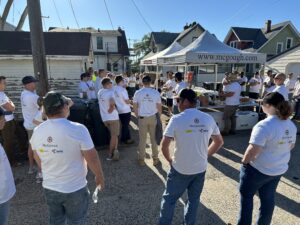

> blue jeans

[
  {"left": 0, "top": 201, "right": 10, "bottom": 225},
  {"left": 238, "top": 164, "right": 281, "bottom": 225},
  {"left": 158, "top": 167, "right": 206, "bottom": 225},
  {"left": 44, "top": 186, "right": 89, "bottom": 225}
]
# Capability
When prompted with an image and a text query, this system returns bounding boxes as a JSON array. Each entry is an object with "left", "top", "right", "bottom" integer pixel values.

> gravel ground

[{"left": 8, "top": 114, "right": 300, "bottom": 225}]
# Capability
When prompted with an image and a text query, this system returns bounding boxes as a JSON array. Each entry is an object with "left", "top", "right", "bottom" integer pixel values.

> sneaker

[
  {"left": 138, "top": 159, "right": 146, "bottom": 166},
  {"left": 106, "top": 155, "right": 113, "bottom": 161},
  {"left": 28, "top": 167, "right": 35, "bottom": 174},
  {"left": 153, "top": 158, "right": 160, "bottom": 166},
  {"left": 125, "top": 139, "right": 134, "bottom": 145},
  {"left": 112, "top": 150, "right": 120, "bottom": 161}
]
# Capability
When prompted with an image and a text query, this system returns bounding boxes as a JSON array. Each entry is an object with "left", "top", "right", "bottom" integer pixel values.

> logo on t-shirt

[
  {"left": 194, "top": 118, "right": 200, "bottom": 124},
  {"left": 285, "top": 130, "right": 289, "bottom": 136},
  {"left": 47, "top": 136, "right": 53, "bottom": 143}
]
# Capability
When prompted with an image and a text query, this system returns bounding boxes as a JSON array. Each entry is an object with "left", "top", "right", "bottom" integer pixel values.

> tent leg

[{"left": 156, "top": 65, "right": 159, "bottom": 89}]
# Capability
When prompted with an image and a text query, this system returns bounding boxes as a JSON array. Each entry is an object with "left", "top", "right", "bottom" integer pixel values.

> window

[
  {"left": 230, "top": 41, "right": 237, "bottom": 48},
  {"left": 286, "top": 37, "right": 293, "bottom": 49},
  {"left": 96, "top": 37, "right": 103, "bottom": 50},
  {"left": 113, "top": 63, "right": 118, "bottom": 72},
  {"left": 276, "top": 42, "right": 283, "bottom": 54},
  {"left": 199, "top": 65, "right": 215, "bottom": 74}
]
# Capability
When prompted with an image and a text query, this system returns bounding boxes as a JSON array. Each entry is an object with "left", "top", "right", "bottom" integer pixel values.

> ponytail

[{"left": 276, "top": 101, "right": 292, "bottom": 120}]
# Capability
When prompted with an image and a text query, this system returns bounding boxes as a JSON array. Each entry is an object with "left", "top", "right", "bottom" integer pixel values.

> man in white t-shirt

[
  {"left": 220, "top": 73, "right": 241, "bottom": 135},
  {"left": 272, "top": 73, "right": 289, "bottom": 101},
  {"left": 158, "top": 89, "right": 223, "bottom": 225},
  {"left": 133, "top": 75, "right": 162, "bottom": 166},
  {"left": 127, "top": 73, "right": 137, "bottom": 99},
  {"left": 163, "top": 71, "right": 176, "bottom": 116},
  {"left": 284, "top": 73, "right": 296, "bottom": 100},
  {"left": 0, "top": 109, "right": 16, "bottom": 225},
  {"left": 95, "top": 69, "right": 107, "bottom": 94},
  {"left": 293, "top": 76, "right": 300, "bottom": 119},
  {"left": 31, "top": 91, "right": 105, "bottom": 224},
  {"left": 173, "top": 72, "right": 188, "bottom": 115},
  {"left": 262, "top": 70, "right": 275, "bottom": 96},
  {"left": 248, "top": 72, "right": 261, "bottom": 100},
  {"left": 21, "top": 75, "right": 39, "bottom": 173},
  {"left": 0, "top": 76, "right": 27, "bottom": 166},
  {"left": 86, "top": 73, "right": 97, "bottom": 99},
  {"left": 98, "top": 78, "right": 120, "bottom": 161},
  {"left": 239, "top": 72, "right": 248, "bottom": 96},
  {"left": 114, "top": 75, "right": 134, "bottom": 144}
]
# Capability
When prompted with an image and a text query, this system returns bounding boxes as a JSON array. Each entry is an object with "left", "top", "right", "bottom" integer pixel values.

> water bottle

[{"left": 92, "top": 186, "right": 101, "bottom": 204}]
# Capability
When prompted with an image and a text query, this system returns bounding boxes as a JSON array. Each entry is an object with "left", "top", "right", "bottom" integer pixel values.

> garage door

[{"left": 286, "top": 63, "right": 300, "bottom": 76}]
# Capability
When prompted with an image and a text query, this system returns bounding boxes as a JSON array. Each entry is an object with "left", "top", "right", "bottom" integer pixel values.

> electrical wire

[
  {"left": 68, "top": 0, "right": 80, "bottom": 28},
  {"left": 52, "top": 0, "right": 63, "bottom": 27},
  {"left": 103, "top": 0, "right": 114, "bottom": 30},
  {"left": 130, "top": 0, "right": 153, "bottom": 31}
]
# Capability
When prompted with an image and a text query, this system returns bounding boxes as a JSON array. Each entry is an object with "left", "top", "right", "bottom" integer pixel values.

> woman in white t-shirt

[
  {"left": 232, "top": 92, "right": 297, "bottom": 225},
  {"left": 0, "top": 109, "right": 16, "bottom": 225}
]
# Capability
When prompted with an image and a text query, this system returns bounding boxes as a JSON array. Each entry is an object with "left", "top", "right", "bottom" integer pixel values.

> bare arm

[
  {"left": 82, "top": 148, "right": 105, "bottom": 189},
  {"left": 33, "top": 119, "right": 42, "bottom": 126},
  {"left": 220, "top": 92, "right": 235, "bottom": 97},
  {"left": 157, "top": 103, "right": 162, "bottom": 115},
  {"left": 242, "top": 144, "right": 262, "bottom": 164},
  {"left": 133, "top": 102, "right": 138, "bottom": 117},
  {"left": 2, "top": 101, "right": 15, "bottom": 112},
  {"left": 161, "top": 136, "right": 173, "bottom": 164},
  {"left": 208, "top": 135, "right": 224, "bottom": 156},
  {"left": 33, "top": 150, "right": 41, "bottom": 168}
]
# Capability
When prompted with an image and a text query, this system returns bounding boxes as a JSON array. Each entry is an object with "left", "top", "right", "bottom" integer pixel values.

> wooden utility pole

[{"left": 27, "top": 0, "right": 49, "bottom": 96}]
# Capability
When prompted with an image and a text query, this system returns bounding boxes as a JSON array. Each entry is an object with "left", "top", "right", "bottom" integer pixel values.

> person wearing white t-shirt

[
  {"left": 31, "top": 91, "right": 105, "bottom": 225},
  {"left": 292, "top": 76, "right": 300, "bottom": 119},
  {"left": 0, "top": 76, "right": 28, "bottom": 166},
  {"left": 86, "top": 74, "right": 97, "bottom": 99},
  {"left": 162, "top": 71, "right": 176, "bottom": 116},
  {"left": 98, "top": 78, "right": 120, "bottom": 161},
  {"left": 219, "top": 73, "right": 241, "bottom": 135},
  {"left": 232, "top": 92, "right": 296, "bottom": 225},
  {"left": 262, "top": 70, "right": 275, "bottom": 96},
  {"left": 127, "top": 73, "right": 137, "bottom": 98},
  {"left": 94, "top": 69, "right": 107, "bottom": 94},
  {"left": 248, "top": 72, "right": 261, "bottom": 99},
  {"left": 158, "top": 89, "right": 223, "bottom": 225},
  {"left": 21, "top": 75, "right": 39, "bottom": 174},
  {"left": 173, "top": 72, "right": 188, "bottom": 115},
  {"left": 133, "top": 75, "right": 162, "bottom": 166},
  {"left": 272, "top": 73, "right": 289, "bottom": 101},
  {"left": 78, "top": 73, "right": 90, "bottom": 99},
  {"left": 0, "top": 109, "right": 16, "bottom": 225},
  {"left": 114, "top": 76, "right": 134, "bottom": 144},
  {"left": 239, "top": 72, "right": 248, "bottom": 96},
  {"left": 284, "top": 73, "right": 296, "bottom": 100}
]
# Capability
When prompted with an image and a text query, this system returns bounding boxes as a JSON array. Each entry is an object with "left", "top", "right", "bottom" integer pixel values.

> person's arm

[
  {"left": 242, "top": 144, "right": 263, "bottom": 164},
  {"left": 33, "top": 119, "right": 42, "bottom": 126},
  {"left": 208, "top": 134, "right": 224, "bottom": 156},
  {"left": 81, "top": 148, "right": 105, "bottom": 189},
  {"left": 133, "top": 102, "right": 138, "bottom": 117},
  {"left": 161, "top": 136, "right": 173, "bottom": 164},
  {"left": 157, "top": 103, "right": 162, "bottom": 115},
  {"left": 220, "top": 91, "right": 235, "bottom": 97},
  {"left": 33, "top": 150, "right": 41, "bottom": 168},
  {"left": 1, "top": 101, "right": 15, "bottom": 112},
  {"left": 108, "top": 98, "right": 116, "bottom": 114}
]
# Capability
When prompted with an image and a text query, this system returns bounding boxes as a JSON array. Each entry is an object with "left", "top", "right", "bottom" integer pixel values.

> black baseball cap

[
  {"left": 22, "top": 76, "right": 38, "bottom": 85},
  {"left": 43, "top": 91, "right": 69, "bottom": 115},
  {"left": 174, "top": 88, "right": 197, "bottom": 104}
]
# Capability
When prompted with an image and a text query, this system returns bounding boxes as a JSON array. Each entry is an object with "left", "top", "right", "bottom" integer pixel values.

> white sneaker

[{"left": 113, "top": 150, "right": 120, "bottom": 161}]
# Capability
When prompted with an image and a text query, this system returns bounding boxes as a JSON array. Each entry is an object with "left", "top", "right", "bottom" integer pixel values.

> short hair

[
  {"left": 174, "top": 72, "right": 183, "bottom": 81},
  {"left": 142, "top": 75, "right": 151, "bottom": 84},
  {"left": 80, "top": 73, "right": 87, "bottom": 80},
  {"left": 101, "top": 77, "right": 112, "bottom": 86},
  {"left": 115, "top": 75, "right": 123, "bottom": 84},
  {"left": 0, "top": 76, "right": 6, "bottom": 83},
  {"left": 98, "top": 69, "right": 105, "bottom": 73}
]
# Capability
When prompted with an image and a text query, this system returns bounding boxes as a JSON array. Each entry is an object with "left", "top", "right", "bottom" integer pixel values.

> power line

[
  {"left": 52, "top": 0, "right": 63, "bottom": 27},
  {"left": 103, "top": 0, "right": 114, "bottom": 30},
  {"left": 130, "top": 0, "right": 153, "bottom": 31},
  {"left": 68, "top": 0, "right": 80, "bottom": 28}
]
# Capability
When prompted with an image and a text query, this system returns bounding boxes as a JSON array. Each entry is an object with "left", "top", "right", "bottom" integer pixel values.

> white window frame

[
  {"left": 276, "top": 42, "right": 283, "bottom": 54},
  {"left": 230, "top": 41, "right": 237, "bottom": 48},
  {"left": 286, "top": 37, "right": 293, "bottom": 49},
  {"left": 96, "top": 36, "right": 104, "bottom": 50}
]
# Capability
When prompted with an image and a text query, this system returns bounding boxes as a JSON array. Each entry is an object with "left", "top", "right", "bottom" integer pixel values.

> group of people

[{"left": 0, "top": 67, "right": 298, "bottom": 225}]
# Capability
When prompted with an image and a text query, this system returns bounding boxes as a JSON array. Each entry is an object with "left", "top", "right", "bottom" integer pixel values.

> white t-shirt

[
  {"left": 249, "top": 77, "right": 261, "bottom": 94},
  {"left": 0, "top": 144, "right": 16, "bottom": 204},
  {"left": 284, "top": 79, "right": 296, "bottom": 93},
  {"left": 223, "top": 82, "right": 241, "bottom": 105},
  {"left": 114, "top": 86, "right": 131, "bottom": 114},
  {"left": 98, "top": 88, "right": 119, "bottom": 122},
  {"left": 272, "top": 85, "right": 289, "bottom": 101},
  {"left": 249, "top": 115, "right": 297, "bottom": 176},
  {"left": 165, "top": 79, "right": 176, "bottom": 99},
  {"left": 133, "top": 87, "right": 161, "bottom": 117},
  {"left": 94, "top": 77, "right": 103, "bottom": 94},
  {"left": 173, "top": 81, "right": 188, "bottom": 105},
  {"left": 34, "top": 110, "right": 45, "bottom": 123},
  {"left": 164, "top": 108, "right": 220, "bottom": 175},
  {"left": 0, "top": 92, "right": 14, "bottom": 121},
  {"left": 30, "top": 118, "right": 94, "bottom": 193},
  {"left": 239, "top": 76, "right": 248, "bottom": 92},
  {"left": 87, "top": 80, "right": 97, "bottom": 99},
  {"left": 293, "top": 81, "right": 300, "bottom": 98},
  {"left": 21, "top": 90, "right": 39, "bottom": 130},
  {"left": 128, "top": 76, "right": 137, "bottom": 88}
]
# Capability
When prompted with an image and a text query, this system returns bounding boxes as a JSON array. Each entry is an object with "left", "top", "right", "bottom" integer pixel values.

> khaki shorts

[
  {"left": 26, "top": 129, "right": 33, "bottom": 141},
  {"left": 104, "top": 120, "right": 120, "bottom": 136}
]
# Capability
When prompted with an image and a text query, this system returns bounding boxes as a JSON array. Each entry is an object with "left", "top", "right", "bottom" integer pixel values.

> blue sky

[{"left": 1, "top": 0, "right": 300, "bottom": 47}]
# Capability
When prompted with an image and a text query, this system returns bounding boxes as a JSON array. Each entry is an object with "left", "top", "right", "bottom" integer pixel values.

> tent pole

[
  {"left": 214, "top": 64, "right": 218, "bottom": 91},
  {"left": 156, "top": 65, "right": 159, "bottom": 89}
]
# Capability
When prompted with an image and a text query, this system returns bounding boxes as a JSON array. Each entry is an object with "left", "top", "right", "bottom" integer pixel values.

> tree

[{"left": 133, "top": 33, "right": 151, "bottom": 60}]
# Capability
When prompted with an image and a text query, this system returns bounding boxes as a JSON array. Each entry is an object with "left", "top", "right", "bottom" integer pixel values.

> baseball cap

[
  {"left": 22, "top": 76, "right": 38, "bottom": 85},
  {"left": 174, "top": 88, "right": 197, "bottom": 104},
  {"left": 43, "top": 91, "right": 69, "bottom": 115}
]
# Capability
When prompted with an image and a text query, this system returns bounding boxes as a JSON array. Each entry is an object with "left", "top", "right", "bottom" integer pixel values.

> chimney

[{"left": 265, "top": 20, "right": 271, "bottom": 33}]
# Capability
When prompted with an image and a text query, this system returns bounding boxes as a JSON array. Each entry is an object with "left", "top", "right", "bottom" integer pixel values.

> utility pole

[{"left": 27, "top": 0, "right": 49, "bottom": 96}]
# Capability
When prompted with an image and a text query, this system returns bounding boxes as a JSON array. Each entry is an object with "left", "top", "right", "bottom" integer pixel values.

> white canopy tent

[{"left": 158, "top": 31, "right": 266, "bottom": 89}]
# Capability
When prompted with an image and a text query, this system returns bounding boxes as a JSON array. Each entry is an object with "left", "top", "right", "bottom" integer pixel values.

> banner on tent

[{"left": 196, "top": 54, "right": 265, "bottom": 64}]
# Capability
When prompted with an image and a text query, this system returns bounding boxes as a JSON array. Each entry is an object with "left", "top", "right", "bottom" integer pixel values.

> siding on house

[{"left": 177, "top": 28, "right": 204, "bottom": 47}]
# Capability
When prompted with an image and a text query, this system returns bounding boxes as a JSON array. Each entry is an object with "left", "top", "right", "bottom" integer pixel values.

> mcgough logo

[
  {"left": 285, "top": 130, "right": 289, "bottom": 135},
  {"left": 47, "top": 136, "right": 53, "bottom": 143},
  {"left": 194, "top": 118, "right": 200, "bottom": 124}
]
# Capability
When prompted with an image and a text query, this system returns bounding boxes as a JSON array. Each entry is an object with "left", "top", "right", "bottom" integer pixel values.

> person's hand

[
  {"left": 95, "top": 175, "right": 105, "bottom": 190},
  {"left": 108, "top": 107, "right": 114, "bottom": 114}
]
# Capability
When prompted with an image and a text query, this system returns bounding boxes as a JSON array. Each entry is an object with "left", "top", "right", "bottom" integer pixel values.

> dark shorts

[{"left": 166, "top": 98, "right": 173, "bottom": 107}]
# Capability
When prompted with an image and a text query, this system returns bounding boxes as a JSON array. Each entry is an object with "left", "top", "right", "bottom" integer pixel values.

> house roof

[
  {"left": 151, "top": 32, "right": 179, "bottom": 47},
  {"left": 174, "top": 23, "right": 205, "bottom": 42},
  {"left": 0, "top": 31, "right": 91, "bottom": 56},
  {"left": 225, "top": 21, "right": 299, "bottom": 50},
  {"left": 267, "top": 43, "right": 300, "bottom": 62}
]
